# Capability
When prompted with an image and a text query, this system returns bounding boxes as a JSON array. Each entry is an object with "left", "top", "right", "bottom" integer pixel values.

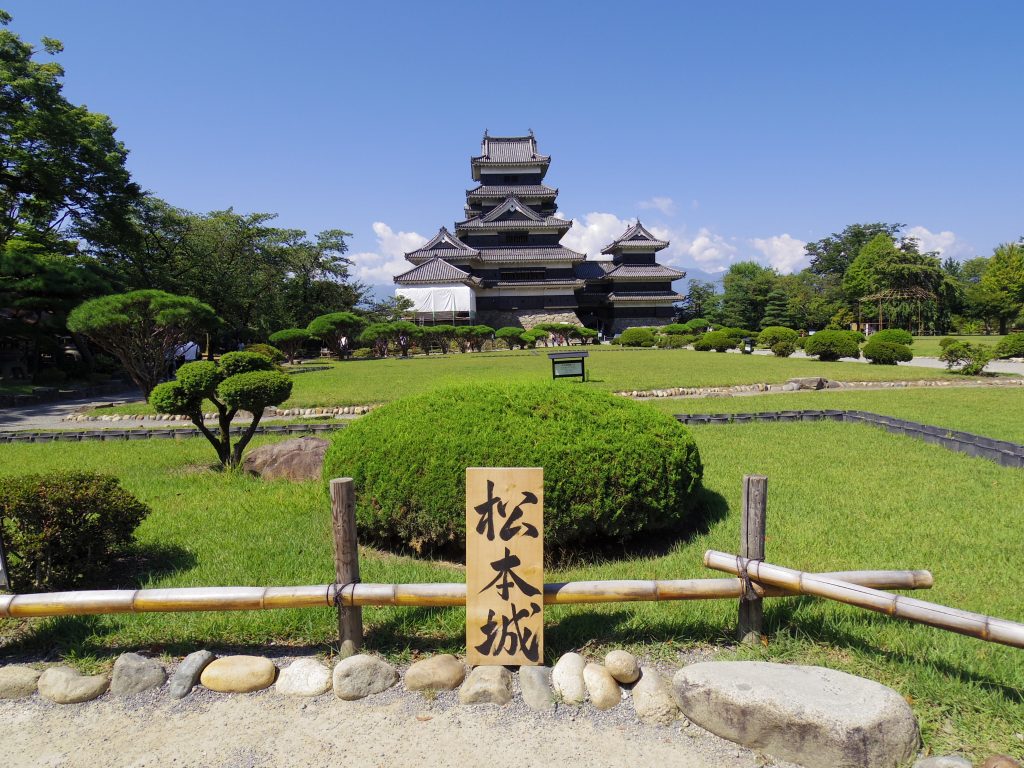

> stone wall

[{"left": 478, "top": 310, "right": 583, "bottom": 330}]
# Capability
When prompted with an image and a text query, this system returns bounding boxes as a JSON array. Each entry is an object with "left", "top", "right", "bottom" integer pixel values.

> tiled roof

[
  {"left": 456, "top": 215, "right": 571, "bottom": 231},
  {"left": 472, "top": 133, "right": 549, "bottom": 165},
  {"left": 466, "top": 184, "right": 558, "bottom": 199},
  {"left": 474, "top": 246, "right": 586, "bottom": 262},
  {"left": 604, "top": 264, "right": 685, "bottom": 280},
  {"left": 487, "top": 279, "right": 585, "bottom": 289},
  {"left": 601, "top": 221, "right": 670, "bottom": 254},
  {"left": 479, "top": 195, "right": 543, "bottom": 222},
  {"left": 573, "top": 261, "right": 615, "bottom": 279},
  {"left": 404, "top": 227, "right": 479, "bottom": 262},
  {"left": 607, "top": 291, "right": 683, "bottom": 303},
  {"left": 394, "top": 257, "right": 479, "bottom": 285}
]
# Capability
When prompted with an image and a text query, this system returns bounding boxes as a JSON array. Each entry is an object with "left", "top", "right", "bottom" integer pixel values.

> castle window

[
  {"left": 500, "top": 268, "right": 545, "bottom": 282},
  {"left": 504, "top": 232, "right": 528, "bottom": 245}
]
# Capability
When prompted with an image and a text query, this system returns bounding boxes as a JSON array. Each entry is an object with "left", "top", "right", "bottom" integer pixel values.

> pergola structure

[{"left": 859, "top": 286, "right": 936, "bottom": 335}]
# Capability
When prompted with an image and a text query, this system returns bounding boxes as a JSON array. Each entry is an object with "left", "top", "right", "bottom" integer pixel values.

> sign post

[
  {"left": 548, "top": 351, "right": 588, "bottom": 381},
  {"left": 0, "top": 527, "right": 10, "bottom": 591},
  {"left": 466, "top": 467, "right": 544, "bottom": 666}
]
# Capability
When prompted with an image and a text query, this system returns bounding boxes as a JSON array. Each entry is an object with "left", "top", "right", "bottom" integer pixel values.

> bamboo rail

[
  {"left": 705, "top": 551, "right": 1024, "bottom": 649},
  {"left": 0, "top": 570, "right": 932, "bottom": 619}
]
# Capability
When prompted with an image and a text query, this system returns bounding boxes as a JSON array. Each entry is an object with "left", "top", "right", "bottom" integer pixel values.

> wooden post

[
  {"left": 738, "top": 474, "right": 767, "bottom": 645},
  {"left": 0, "top": 527, "right": 9, "bottom": 591},
  {"left": 330, "top": 477, "right": 362, "bottom": 657}
]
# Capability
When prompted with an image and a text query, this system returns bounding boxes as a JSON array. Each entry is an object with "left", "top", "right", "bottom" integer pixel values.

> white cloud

[
  {"left": 750, "top": 233, "right": 808, "bottom": 274},
  {"left": 636, "top": 196, "right": 676, "bottom": 216},
  {"left": 904, "top": 226, "right": 973, "bottom": 260},
  {"left": 349, "top": 222, "right": 428, "bottom": 285},
  {"left": 561, "top": 212, "right": 634, "bottom": 260},
  {"left": 678, "top": 228, "right": 737, "bottom": 272}
]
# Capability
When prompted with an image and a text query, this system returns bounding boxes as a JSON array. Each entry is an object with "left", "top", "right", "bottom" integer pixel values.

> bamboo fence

[
  {"left": 0, "top": 570, "right": 934, "bottom": 619},
  {"left": 705, "top": 550, "right": 1024, "bottom": 649}
]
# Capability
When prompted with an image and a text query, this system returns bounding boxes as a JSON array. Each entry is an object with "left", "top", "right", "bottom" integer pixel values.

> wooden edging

[
  {"left": 676, "top": 410, "right": 1024, "bottom": 468},
  {"left": 0, "top": 570, "right": 933, "bottom": 619},
  {"left": 705, "top": 551, "right": 1024, "bottom": 649}
]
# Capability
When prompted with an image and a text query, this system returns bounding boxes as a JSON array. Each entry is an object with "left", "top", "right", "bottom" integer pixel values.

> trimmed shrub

[
  {"left": 994, "top": 333, "right": 1024, "bottom": 359},
  {"left": 681, "top": 318, "right": 710, "bottom": 333},
  {"left": 757, "top": 326, "right": 798, "bottom": 348},
  {"left": 495, "top": 326, "right": 526, "bottom": 350},
  {"left": 618, "top": 327, "right": 657, "bottom": 347},
  {"left": 869, "top": 329, "right": 913, "bottom": 346},
  {"left": 661, "top": 324, "right": 690, "bottom": 335},
  {"left": 941, "top": 341, "right": 993, "bottom": 375},
  {"left": 939, "top": 336, "right": 958, "bottom": 350},
  {"left": 771, "top": 341, "right": 796, "bottom": 358},
  {"left": 693, "top": 330, "right": 737, "bottom": 352},
  {"left": 657, "top": 334, "right": 688, "bottom": 349},
  {"left": 863, "top": 340, "right": 913, "bottom": 365},
  {"left": 245, "top": 343, "right": 286, "bottom": 364},
  {"left": 0, "top": 472, "right": 150, "bottom": 591},
  {"left": 218, "top": 351, "right": 274, "bottom": 376},
  {"left": 717, "top": 327, "right": 752, "bottom": 344},
  {"left": 803, "top": 330, "right": 861, "bottom": 361},
  {"left": 322, "top": 384, "right": 704, "bottom": 555}
]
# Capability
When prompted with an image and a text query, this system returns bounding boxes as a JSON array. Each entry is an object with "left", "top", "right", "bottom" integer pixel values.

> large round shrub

[
  {"left": 869, "top": 329, "right": 913, "bottom": 346},
  {"left": 804, "top": 330, "right": 861, "bottom": 361},
  {"left": 693, "top": 330, "right": 736, "bottom": 352},
  {"left": 618, "top": 327, "right": 657, "bottom": 347},
  {"left": 757, "top": 326, "right": 798, "bottom": 348},
  {"left": 0, "top": 472, "right": 150, "bottom": 591},
  {"left": 995, "top": 333, "right": 1024, "bottom": 359},
  {"left": 863, "top": 340, "right": 913, "bottom": 365},
  {"left": 323, "top": 384, "right": 704, "bottom": 555}
]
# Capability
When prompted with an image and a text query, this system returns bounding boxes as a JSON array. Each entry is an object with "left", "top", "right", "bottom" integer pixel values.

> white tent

[{"left": 396, "top": 285, "right": 476, "bottom": 317}]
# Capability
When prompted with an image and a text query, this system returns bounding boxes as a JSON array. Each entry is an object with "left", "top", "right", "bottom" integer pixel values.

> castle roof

[
  {"left": 403, "top": 227, "right": 479, "bottom": 264},
  {"left": 394, "top": 257, "right": 480, "bottom": 285},
  {"left": 600, "top": 221, "right": 670, "bottom": 254}
]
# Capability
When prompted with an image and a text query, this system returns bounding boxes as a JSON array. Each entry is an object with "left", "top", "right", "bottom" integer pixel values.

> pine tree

[{"left": 759, "top": 288, "right": 792, "bottom": 329}]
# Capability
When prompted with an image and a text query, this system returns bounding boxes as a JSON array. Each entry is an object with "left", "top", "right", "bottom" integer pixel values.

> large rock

[
  {"left": 168, "top": 650, "right": 215, "bottom": 699},
  {"left": 583, "top": 663, "right": 621, "bottom": 710},
  {"left": 604, "top": 650, "right": 640, "bottom": 684},
  {"left": 37, "top": 666, "right": 109, "bottom": 704},
  {"left": 332, "top": 654, "right": 398, "bottom": 700},
  {"left": 631, "top": 667, "right": 680, "bottom": 725},
  {"left": 242, "top": 437, "right": 329, "bottom": 482},
  {"left": 404, "top": 654, "right": 465, "bottom": 692},
  {"left": 276, "top": 658, "right": 332, "bottom": 697},
  {"left": 110, "top": 653, "right": 166, "bottom": 696},
  {"left": 552, "top": 652, "right": 586, "bottom": 705},
  {"left": 200, "top": 655, "right": 277, "bottom": 693},
  {"left": 459, "top": 665, "right": 512, "bottom": 705},
  {"left": 0, "top": 666, "right": 41, "bottom": 699},
  {"left": 913, "top": 758, "right": 973, "bottom": 768},
  {"left": 519, "top": 666, "right": 554, "bottom": 711},
  {"left": 673, "top": 661, "right": 919, "bottom": 768},
  {"left": 789, "top": 377, "right": 828, "bottom": 390},
  {"left": 980, "top": 759, "right": 1022, "bottom": 768}
]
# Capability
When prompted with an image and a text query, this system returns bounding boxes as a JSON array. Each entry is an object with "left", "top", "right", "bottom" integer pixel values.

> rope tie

[
  {"left": 330, "top": 578, "right": 361, "bottom": 617},
  {"left": 737, "top": 555, "right": 762, "bottom": 602}
]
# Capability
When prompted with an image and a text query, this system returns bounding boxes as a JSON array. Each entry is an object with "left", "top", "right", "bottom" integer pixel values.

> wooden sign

[{"left": 466, "top": 467, "right": 543, "bottom": 666}]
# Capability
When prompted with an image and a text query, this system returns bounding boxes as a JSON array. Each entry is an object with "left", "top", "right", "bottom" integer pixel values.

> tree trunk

[{"left": 229, "top": 409, "right": 263, "bottom": 467}]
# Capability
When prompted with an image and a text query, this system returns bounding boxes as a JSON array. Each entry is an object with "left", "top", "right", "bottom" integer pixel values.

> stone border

[
  {"left": 617, "top": 376, "right": 1024, "bottom": 399},
  {"left": 64, "top": 404, "right": 376, "bottom": 423},
  {"left": 675, "top": 409, "right": 1024, "bottom": 469},
  {"left": 0, "top": 422, "right": 348, "bottom": 444}
]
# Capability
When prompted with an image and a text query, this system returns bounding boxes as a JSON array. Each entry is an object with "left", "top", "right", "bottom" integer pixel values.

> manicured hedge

[
  {"left": 322, "top": 383, "right": 704, "bottom": 556},
  {"left": 804, "top": 330, "right": 861, "bottom": 361},
  {"left": 694, "top": 331, "right": 736, "bottom": 352},
  {"left": 869, "top": 329, "right": 913, "bottom": 346},
  {"left": 863, "top": 340, "right": 913, "bottom": 365},
  {"left": 619, "top": 327, "right": 658, "bottom": 347},
  {"left": 995, "top": 333, "right": 1024, "bottom": 359},
  {"left": 757, "top": 326, "right": 798, "bottom": 348}
]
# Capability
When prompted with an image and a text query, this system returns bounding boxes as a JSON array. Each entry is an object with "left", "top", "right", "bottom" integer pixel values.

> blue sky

[{"left": 6, "top": 1, "right": 1023, "bottom": 289}]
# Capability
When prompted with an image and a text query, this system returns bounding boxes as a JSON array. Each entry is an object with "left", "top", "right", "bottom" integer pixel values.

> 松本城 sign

[{"left": 465, "top": 467, "right": 544, "bottom": 666}]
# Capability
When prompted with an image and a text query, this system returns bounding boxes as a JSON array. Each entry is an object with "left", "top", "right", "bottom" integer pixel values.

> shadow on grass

[
  {"left": 760, "top": 599, "right": 1024, "bottom": 705},
  {"left": 110, "top": 542, "right": 198, "bottom": 589}
]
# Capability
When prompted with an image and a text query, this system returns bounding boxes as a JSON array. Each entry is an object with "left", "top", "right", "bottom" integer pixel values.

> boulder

[
  {"left": 913, "top": 758, "right": 973, "bottom": 768},
  {"left": 631, "top": 667, "right": 680, "bottom": 725},
  {"left": 583, "top": 663, "right": 620, "bottom": 710},
  {"left": 200, "top": 655, "right": 277, "bottom": 693},
  {"left": 37, "top": 666, "right": 109, "bottom": 704},
  {"left": 519, "top": 666, "right": 555, "bottom": 711},
  {"left": 404, "top": 654, "right": 465, "bottom": 692},
  {"left": 0, "top": 666, "right": 41, "bottom": 699},
  {"left": 980, "top": 758, "right": 1022, "bottom": 768},
  {"left": 242, "top": 437, "right": 329, "bottom": 482},
  {"left": 332, "top": 654, "right": 398, "bottom": 700},
  {"left": 604, "top": 650, "right": 640, "bottom": 684},
  {"left": 110, "top": 653, "right": 166, "bottom": 696},
  {"left": 458, "top": 665, "right": 512, "bottom": 705},
  {"left": 551, "top": 652, "right": 586, "bottom": 705},
  {"left": 276, "top": 658, "right": 332, "bottom": 697},
  {"left": 168, "top": 650, "right": 215, "bottom": 699},
  {"left": 673, "top": 661, "right": 919, "bottom": 768},
  {"left": 789, "top": 377, "right": 827, "bottom": 390}
]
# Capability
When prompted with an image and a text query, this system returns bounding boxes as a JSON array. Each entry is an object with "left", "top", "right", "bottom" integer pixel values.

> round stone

[
  {"left": 200, "top": 655, "right": 277, "bottom": 693},
  {"left": 604, "top": 650, "right": 640, "bottom": 684},
  {"left": 110, "top": 652, "right": 167, "bottom": 696},
  {"left": 276, "top": 658, "right": 332, "bottom": 697},
  {"left": 0, "top": 666, "right": 41, "bottom": 699},
  {"left": 583, "top": 663, "right": 621, "bottom": 710},
  {"left": 458, "top": 666, "right": 512, "bottom": 705},
  {"left": 332, "top": 654, "right": 398, "bottom": 700},
  {"left": 551, "top": 652, "right": 586, "bottom": 705},
  {"left": 37, "top": 666, "right": 109, "bottom": 704},
  {"left": 404, "top": 654, "right": 465, "bottom": 692}
]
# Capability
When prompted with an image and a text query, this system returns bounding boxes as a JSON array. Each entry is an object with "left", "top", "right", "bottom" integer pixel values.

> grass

[
  {"left": 909, "top": 335, "right": 1006, "bottom": 358},
  {"left": 1, "top": 420, "right": 1023, "bottom": 757},
  {"left": 91, "top": 346, "right": 966, "bottom": 415},
  {"left": 643, "top": 386, "right": 1024, "bottom": 444}
]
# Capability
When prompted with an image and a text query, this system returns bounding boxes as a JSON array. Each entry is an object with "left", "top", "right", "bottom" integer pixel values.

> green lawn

[
  {"left": 1, "top": 421, "right": 1022, "bottom": 757},
  {"left": 94, "top": 347, "right": 966, "bottom": 415},
  {"left": 643, "top": 386, "right": 1024, "bottom": 444},
  {"left": 909, "top": 335, "right": 1006, "bottom": 358}
]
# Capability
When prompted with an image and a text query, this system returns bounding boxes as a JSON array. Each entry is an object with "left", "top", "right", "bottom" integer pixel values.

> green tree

[
  {"left": 675, "top": 280, "right": 720, "bottom": 323},
  {"left": 805, "top": 222, "right": 905, "bottom": 277},
  {"left": 268, "top": 328, "right": 312, "bottom": 364},
  {"left": 759, "top": 288, "right": 792, "bottom": 329},
  {"left": 66, "top": 290, "right": 218, "bottom": 397},
  {"left": 979, "top": 243, "right": 1024, "bottom": 334},
  {"left": 0, "top": 12, "right": 140, "bottom": 246},
  {"left": 149, "top": 353, "right": 292, "bottom": 467},
  {"left": 307, "top": 311, "right": 365, "bottom": 358},
  {"left": 720, "top": 261, "right": 777, "bottom": 329}
]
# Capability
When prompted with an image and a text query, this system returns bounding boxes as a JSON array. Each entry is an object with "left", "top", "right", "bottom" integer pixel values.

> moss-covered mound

[{"left": 323, "top": 383, "right": 703, "bottom": 555}]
